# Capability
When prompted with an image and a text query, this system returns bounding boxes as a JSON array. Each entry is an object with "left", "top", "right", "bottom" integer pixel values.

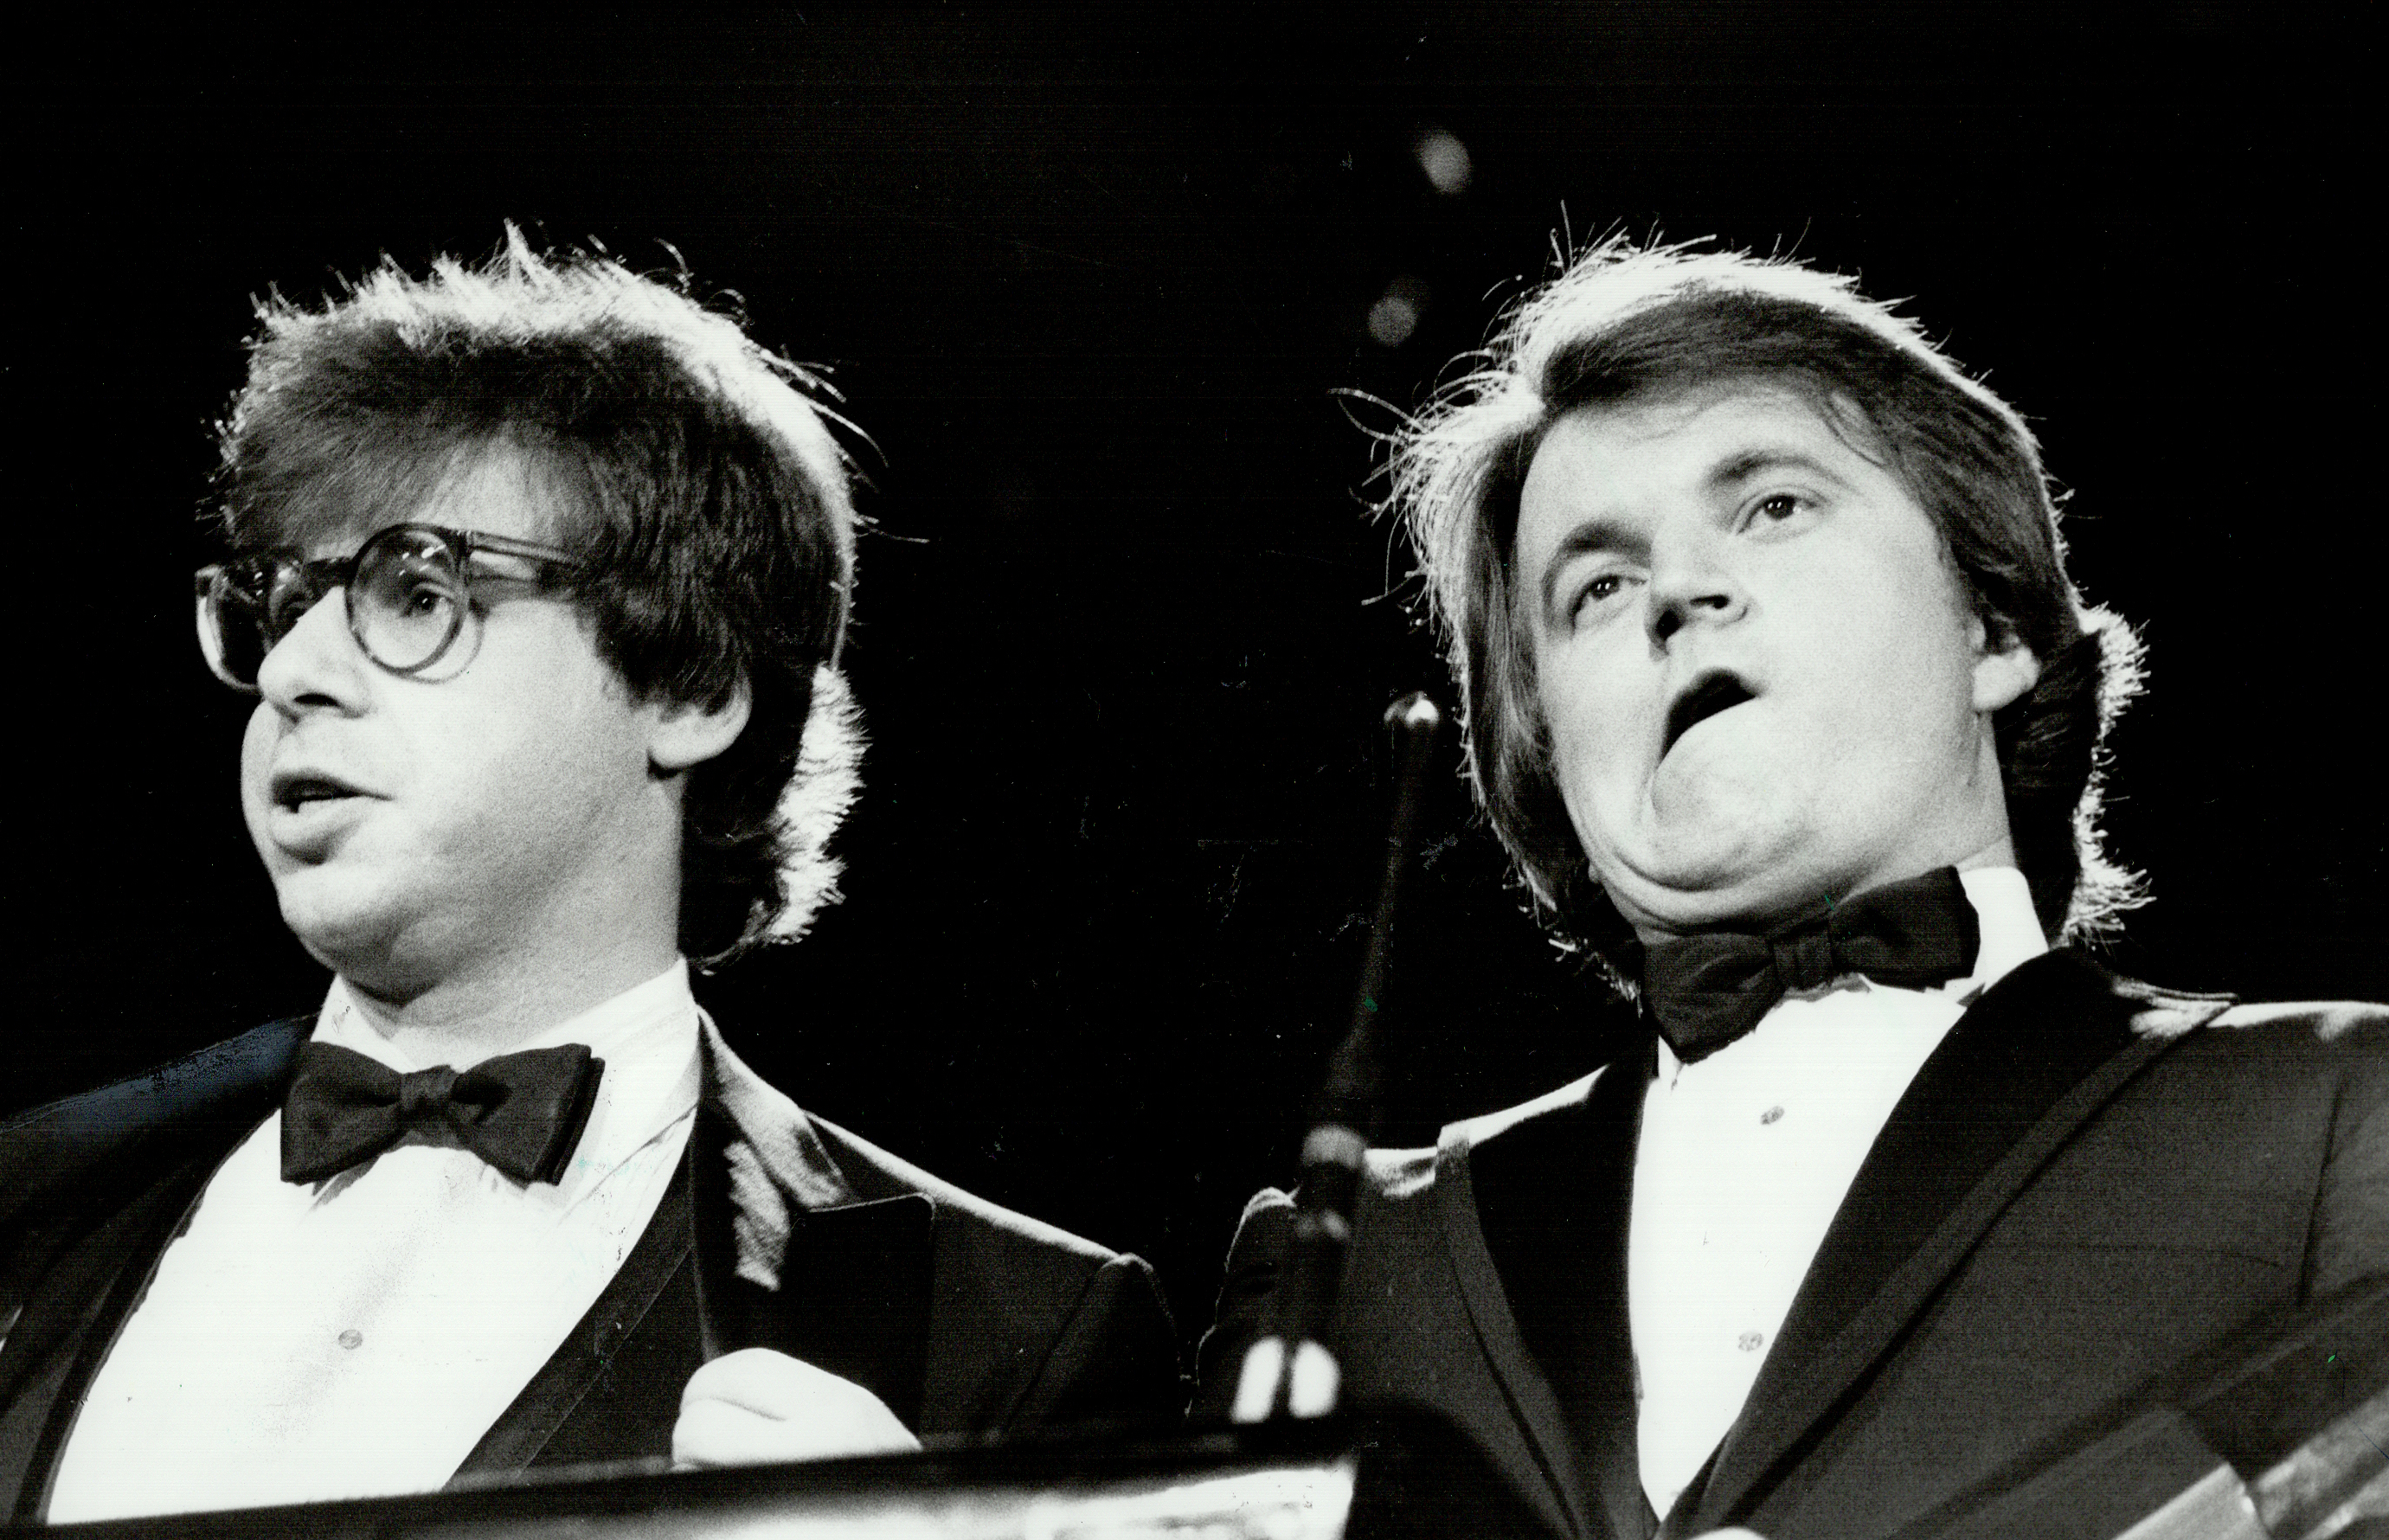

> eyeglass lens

[
  {"left": 205, "top": 581, "right": 272, "bottom": 685},
  {"left": 205, "top": 527, "right": 470, "bottom": 686},
  {"left": 350, "top": 529, "right": 466, "bottom": 672}
]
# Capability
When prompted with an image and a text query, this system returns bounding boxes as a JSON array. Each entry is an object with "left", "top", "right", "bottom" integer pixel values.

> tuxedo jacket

[
  {"left": 0, "top": 1016, "right": 1184, "bottom": 1523},
  {"left": 1194, "top": 951, "right": 2389, "bottom": 1540}
]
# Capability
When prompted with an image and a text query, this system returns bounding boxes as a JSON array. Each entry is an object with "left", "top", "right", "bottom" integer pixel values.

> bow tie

[
  {"left": 1639, "top": 866, "right": 1981, "bottom": 1065},
  {"left": 280, "top": 1041, "right": 606, "bottom": 1185}
]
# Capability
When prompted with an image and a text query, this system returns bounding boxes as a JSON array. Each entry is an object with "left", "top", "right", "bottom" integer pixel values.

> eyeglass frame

[{"left": 194, "top": 521, "right": 585, "bottom": 693}]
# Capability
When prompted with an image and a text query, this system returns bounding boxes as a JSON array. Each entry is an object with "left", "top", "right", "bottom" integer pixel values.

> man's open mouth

[
  {"left": 1662, "top": 671, "right": 1757, "bottom": 756},
  {"left": 272, "top": 773, "right": 364, "bottom": 812}
]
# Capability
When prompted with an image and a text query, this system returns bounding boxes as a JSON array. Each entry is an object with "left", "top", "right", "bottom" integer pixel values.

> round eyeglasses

[{"left": 195, "top": 523, "right": 582, "bottom": 691}]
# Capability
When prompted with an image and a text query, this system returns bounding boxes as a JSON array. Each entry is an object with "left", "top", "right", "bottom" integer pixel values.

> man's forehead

[
  {"left": 1519, "top": 378, "right": 1897, "bottom": 525},
  {"left": 241, "top": 444, "right": 579, "bottom": 556},
  {"left": 408, "top": 452, "right": 576, "bottom": 543},
  {"left": 1512, "top": 378, "right": 1909, "bottom": 576},
  {"left": 1550, "top": 375, "right": 1876, "bottom": 452}
]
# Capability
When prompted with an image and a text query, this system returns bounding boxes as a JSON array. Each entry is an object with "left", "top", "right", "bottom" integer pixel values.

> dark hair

[
  {"left": 218, "top": 229, "right": 864, "bottom": 964},
  {"left": 1392, "top": 238, "right": 2144, "bottom": 966}
]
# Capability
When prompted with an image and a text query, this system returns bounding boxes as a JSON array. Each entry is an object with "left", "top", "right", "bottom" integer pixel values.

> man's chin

[
  {"left": 1586, "top": 791, "right": 1840, "bottom": 930},
  {"left": 1598, "top": 851, "right": 1836, "bottom": 939},
  {"left": 275, "top": 883, "right": 413, "bottom": 980}
]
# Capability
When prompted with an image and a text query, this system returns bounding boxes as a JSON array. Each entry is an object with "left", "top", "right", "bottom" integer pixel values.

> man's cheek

[{"left": 237, "top": 713, "right": 275, "bottom": 811}]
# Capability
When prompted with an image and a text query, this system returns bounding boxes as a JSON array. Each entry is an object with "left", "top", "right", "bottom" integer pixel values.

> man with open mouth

[
  {"left": 1196, "top": 239, "right": 2386, "bottom": 1537},
  {"left": 0, "top": 232, "right": 1182, "bottom": 1523}
]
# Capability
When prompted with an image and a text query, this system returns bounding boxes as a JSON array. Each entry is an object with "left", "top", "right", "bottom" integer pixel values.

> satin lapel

[
  {"left": 0, "top": 1019, "right": 306, "bottom": 1521},
  {"left": 0, "top": 1151, "right": 224, "bottom": 1521},
  {"left": 1683, "top": 952, "right": 2212, "bottom": 1531},
  {"left": 451, "top": 1139, "right": 701, "bottom": 1476},
  {"left": 687, "top": 1099, "right": 937, "bottom": 1431},
  {"left": 1441, "top": 1049, "right": 1654, "bottom": 1540}
]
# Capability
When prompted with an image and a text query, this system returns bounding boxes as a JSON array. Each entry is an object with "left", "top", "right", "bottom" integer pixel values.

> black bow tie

[
  {"left": 1639, "top": 866, "right": 1981, "bottom": 1065},
  {"left": 280, "top": 1040, "right": 606, "bottom": 1185}
]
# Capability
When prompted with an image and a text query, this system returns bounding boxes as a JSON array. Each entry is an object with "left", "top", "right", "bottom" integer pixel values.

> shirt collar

[
  {"left": 313, "top": 961, "right": 703, "bottom": 1192},
  {"left": 1650, "top": 864, "right": 2048, "bottom": 1081},
  {"left": 1955, "top": 864, "right": 2048, "bottom": 998}
]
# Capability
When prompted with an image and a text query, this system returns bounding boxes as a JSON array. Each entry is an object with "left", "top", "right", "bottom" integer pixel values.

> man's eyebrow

[
  {"left": 1533, "top": 517, "right": 1629, "bottom": 621},
  {"left": 1706, "top": 447, "right": 1855, "bottom": 491}
]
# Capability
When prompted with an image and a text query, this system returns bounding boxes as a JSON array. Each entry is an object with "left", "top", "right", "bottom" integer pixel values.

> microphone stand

[{"left": 1233, "top": 692, "right": 1444, "bottom": 1424}]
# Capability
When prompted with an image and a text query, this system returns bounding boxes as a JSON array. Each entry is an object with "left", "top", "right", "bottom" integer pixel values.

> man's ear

[
  {"left": 1970, "top": 619, "right": 2042, "bottom": 714},
  {"left": 648, "top": 683, "right": 753, "bottom": 776}
]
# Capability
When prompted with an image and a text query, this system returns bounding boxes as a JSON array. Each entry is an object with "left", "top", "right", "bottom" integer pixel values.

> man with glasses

[{"left": 0, "top": 234, "right": 1180, "bottom": 1523}]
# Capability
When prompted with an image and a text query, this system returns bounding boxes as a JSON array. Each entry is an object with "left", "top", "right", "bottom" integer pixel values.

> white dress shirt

[
  {"left": 1627, "top": 867, "right": 2047, "bottom": 1518},
  {"left": 48, "top": 962, "right": 703, "bottom": 1521}
]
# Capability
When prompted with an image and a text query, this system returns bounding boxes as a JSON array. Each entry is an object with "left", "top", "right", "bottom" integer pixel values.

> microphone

[{"left": 1233, "top": 692, "right": 1444, "bottom": 1424}]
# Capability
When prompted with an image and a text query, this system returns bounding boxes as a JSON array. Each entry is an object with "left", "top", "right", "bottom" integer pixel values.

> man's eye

[
  {"left": 265, "top": 581, "right": 320, "bottom": 633},
  {"left": 1747, "top": 492, "right": 1812, "bottom": 526},
  {"left": 1568, "top": 572, "right": 1633, "bottom": 624}
]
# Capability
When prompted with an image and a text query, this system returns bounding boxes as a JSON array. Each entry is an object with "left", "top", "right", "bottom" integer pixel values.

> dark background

[{"left": 14, "top": 3, "right": 2379, "bottom": 1364}]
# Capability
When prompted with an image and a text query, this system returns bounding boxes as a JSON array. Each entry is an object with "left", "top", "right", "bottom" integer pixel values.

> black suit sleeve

[
  {"left": 1189, "top": 1187, "right": 1294, "bottom": 1421},
  {"left": 2310, "top": 1008, "right": 2389, "bottom": 1295},
  {"left": 1011, "top": 1252, "right": 1185, "bottom": 1428}
]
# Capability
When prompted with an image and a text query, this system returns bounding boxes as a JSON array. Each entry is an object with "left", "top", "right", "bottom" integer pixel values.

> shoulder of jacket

[
  {"left": 803, "top": 1108, "right": 1125, "bottom": 1269},
  {"left": 2098, "top": 966, "right": 2387, "bottom": 1050},
  {"left": 1359, "top": 1142, "right": 1440, "bottom": 1202},
  {"left": 2049, "top": 956, "right": 2387, "bottom": 1050},
  {"left": 1442, "top": 1068, "right": 1609, "bottom": 1151},
  {"left": 2204, "top": 998, "right": 2389, "bottom": 1046},
  {"left": 2090, "top": 970, "right": 2238, "bottom": 1041},
  {"left": 3, "top": 1017, "right": 309, "bottom": 1139},
  {"left": 1283, "top": 1068, "right": 1617, "bottom": 1208},
  {"left": 1229, "top": 1139, "right": 1448, "bottom": 1218},
  {"left": 0, "top": 1017, "right": 308, "bottom": 1228}
]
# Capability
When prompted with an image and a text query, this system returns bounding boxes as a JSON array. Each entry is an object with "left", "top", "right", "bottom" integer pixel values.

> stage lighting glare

[
  {"left": 1368, "top": 291, "right": 1422, "bottom": 348},
  {"left": 1414, "top": 128, "right": 1472, "bottom": 196}
]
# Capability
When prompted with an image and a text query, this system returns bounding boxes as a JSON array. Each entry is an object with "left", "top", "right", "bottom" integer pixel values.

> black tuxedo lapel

[
  {"left": 1679, "top": 951, "right": 2232, "bottom": 1532},
  {"left": 686, "top": 1100, "right": 936, "bottom": 1430},
  {"left": 0, "top": 1152, "right": 226, "bottom": 1522},
  {"left": 0, "top": 1018, "right": 307, "bottom": 1522},
  {"left": 451, "top": 1139, "right": 703, "bottom": 1477},
  {"left": 1448, "top": 1048, "right": 1655, "bottom": 1540}
]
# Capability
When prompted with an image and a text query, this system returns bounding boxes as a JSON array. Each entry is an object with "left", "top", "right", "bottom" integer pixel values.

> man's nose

[
  {"left": 1643, "top": 526, "right": 1748, "bottom": 649},
  {"left": 254, "top": 588, "right": 369, "bottom": 713}
]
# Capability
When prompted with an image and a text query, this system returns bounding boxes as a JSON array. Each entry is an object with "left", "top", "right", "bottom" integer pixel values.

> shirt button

[
  {"left": 1760, "top": 1106, "right": 1784, "bottom": 1126},
  {"left": 337, "top": 1329, "right": 364, "bottom": 1350},
  {"left": 1738, "top": 1331, "right": 1765, "bottom": 1352}
]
